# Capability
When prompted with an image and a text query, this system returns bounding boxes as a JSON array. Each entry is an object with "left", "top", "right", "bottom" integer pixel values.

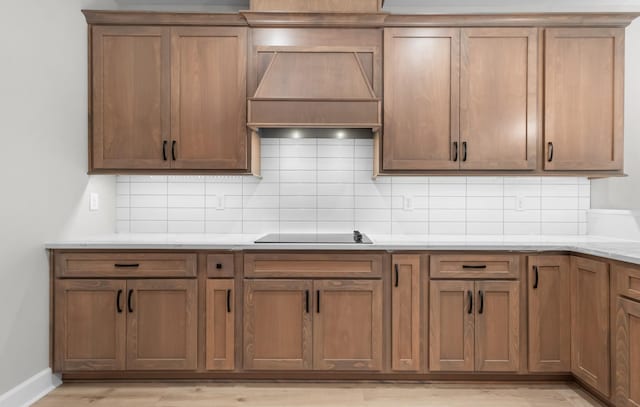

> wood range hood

[{"left": 247, "top": 47, "right": 382, "bottom": 132}]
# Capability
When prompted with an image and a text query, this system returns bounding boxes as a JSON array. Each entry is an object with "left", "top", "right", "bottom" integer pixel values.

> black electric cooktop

[{"left": 255, "top": 231, "right": 372, "bottom": 244}]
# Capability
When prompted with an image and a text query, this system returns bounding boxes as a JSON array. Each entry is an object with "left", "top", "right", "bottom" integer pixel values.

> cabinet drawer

[
  {"left": 244, "top": 253, "right": 383, "bottom": 278},
  {"left": 55, "top": 252, "right": 197, "bottom": 278},
  {"left": 615, "top": 264, "right": 640, "bottom": 302},
  {"left": 207, "top": 253, "right": 235, "bottom": 278},
  {"left": 430, "top": 254, "right": 520, "bottom": 279}
]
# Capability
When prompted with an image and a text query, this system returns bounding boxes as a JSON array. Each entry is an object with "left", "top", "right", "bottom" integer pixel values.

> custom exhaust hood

[{"left": 247, "top": 48, "right": 382, "bottom": 135}]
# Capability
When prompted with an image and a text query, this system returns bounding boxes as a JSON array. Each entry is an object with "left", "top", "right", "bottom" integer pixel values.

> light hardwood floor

[{"left": 34, "top": 383, "right": 604, "bottom": 407}]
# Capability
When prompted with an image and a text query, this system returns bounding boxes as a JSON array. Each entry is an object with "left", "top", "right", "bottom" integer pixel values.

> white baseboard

[{"left": 0, "top": 368, "right": 62, "bottom": 407}]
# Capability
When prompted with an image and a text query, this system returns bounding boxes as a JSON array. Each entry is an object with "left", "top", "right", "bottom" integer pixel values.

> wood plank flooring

[{"left": 34, "top": 383, "right": 604, "bottom": 406}]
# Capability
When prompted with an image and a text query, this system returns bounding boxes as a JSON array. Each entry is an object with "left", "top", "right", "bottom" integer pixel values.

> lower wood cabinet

[
  {"left": 391, "top": 255, "right": 422, "bottom": 371},
  {"left": 54, "top": 280, "right": 127, "bottom": 371},
  {"left": 615, "top": 297, "right": 640, "bottom": 406},
  {"left": 243, "top": 279, "right": 383, "bottom": 371},
  {"left": 571, "top": 257, "right": 610, "bottom": 396},
  {"left": 206, "top": 279, "right": 235, "bottom": 370},
  {"left": 429, "top": 280, "right": 519, "bottom": 372},
  {"left": 243, "top": 280, "right": 313, "bottom": 370},
  {"left": 527, "top": 255, "right": 571, "bottom": 372},
  {"left": 54, "top": 279, "right": 198, "bottom": 371}
]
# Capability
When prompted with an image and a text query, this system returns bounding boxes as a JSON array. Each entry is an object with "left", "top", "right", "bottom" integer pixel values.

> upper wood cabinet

[
  {"left": 460, "top": 28, "right": 537, "bottom": 170},
  {"left": 383, "top": 28, "right": 460, "bottom": 171},
  {"left": 544, "top": 28, "right": 624, "bottom": 171},
  {"left": 383, "top": 27, "right": 537, "bottom": 172},
  {"left": 571, "top": 256, "right": 610, "bottom": 396},
  {"left": 527, "top": 256, "right": 571, "bottom": 373},
  {"left": 170, "top": 27, "right": 247, "bottom": 170},
  {"left": 90, "top": 25, "right": 249, "bottom": 172},
  {"left": 91, "top": 26, "right": 170, "bottom": 170}
]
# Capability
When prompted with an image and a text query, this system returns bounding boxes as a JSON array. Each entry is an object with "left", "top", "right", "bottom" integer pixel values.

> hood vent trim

[{"left": 248, "top": 47, "right": 381, "bottom": 131}]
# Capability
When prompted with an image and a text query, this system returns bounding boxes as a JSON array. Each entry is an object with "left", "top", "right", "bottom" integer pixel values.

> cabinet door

[
  {"left": 126, "top": 279, "right": 198, "bottom": 370},
  {"left": 54, "top": 280, "right": 126, "bottom": 371},
  {"left": 170, "top": 27, "right": 248, "bottom": 170},
  {"left": 475, "top": 281, "right": 520, "bottom": 372},
  {"left": 615, "top": 297, "right": 640, "bottom": 407},
  {"left": 206, "top": 279, "right": 235, "bottom": 370},
  {"left": 91, "top": 26, "right": 170, "bottom": 170},
  {"left": 460, "top": 28, "right": 537, "bottom": 170},
  {"left": 243, "top": 280, "right": 312, "bottom": 370},
  {"left": 383, "top": 28, "right": 460, "bottom": 170},
  {"left": 429, "top": 280, "right": 474, "bottom": 372},
  {"left": 528, "top": 256, "right": 571, "bottom": 372},
  {"left": 391, "top": 255, "right": 421, "bottom": 371},
  {"left": 545, "top": 28, "right": 624, "bottom": 171},
  {"left": 313, "top": 280, "right": 383, "bottom": 370},
  {"left": 571, "top": 257, "right": 610, "bottom": 396}
]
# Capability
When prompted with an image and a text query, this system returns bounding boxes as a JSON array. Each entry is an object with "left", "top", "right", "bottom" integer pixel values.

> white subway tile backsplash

[{"left": 116, "top": 138, "right": 590, "bottom": 235}]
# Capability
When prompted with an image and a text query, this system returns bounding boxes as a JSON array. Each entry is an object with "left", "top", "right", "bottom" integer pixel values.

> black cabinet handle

[
  {"left": 226, "top": 289, "right": 232, "bottom": 313},
  {"left": 162, "top": 140, "right": 168, "bottom": 161},
  {"left": 127, "top": 289, "right": 133, "bottom": 313},
  {"left": 171, "top": 140, "right": 177, "bottom": 161},
  {"left": 452, "top": 141, "right": 459, "bottom": 162},
  {"left": 216, "top": 263, "right": 223, "bottom": 270},
  {"left": 394, "top": 264, "right": 399, "bottom": 287},
  {"left": 462, "top": 264, "right": 486, "bottom": 269},
  {"left": 533, "top": 265, "right": 539, "bottom": 289},
  {"left": 462, "top": 141, "right": 468, "bottom": 162},
  {"left": 467, "top": 290, "right": 473, "bottom": 314},
  {"left": 316, "top": 290, "right": 320, "bottom": 313},
  {"left": 547, "top": 142, "right": 554, "bottom": 162},
  {"left": 116, "top": 289, "right": 123, "bottom": 313},
  {"left": 478, "top": 290, "right": 484, "bottom": 314},
  {"left": 305, "top": 290, "right": 310, "bottom": 313},
  {"left": 114, "top": 263, "right": 139, "bottom": 268}
]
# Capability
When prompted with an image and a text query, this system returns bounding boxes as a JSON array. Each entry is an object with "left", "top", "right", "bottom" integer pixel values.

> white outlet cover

[{"left": 90, "top": 193, "right": 99, "bottom": 211}]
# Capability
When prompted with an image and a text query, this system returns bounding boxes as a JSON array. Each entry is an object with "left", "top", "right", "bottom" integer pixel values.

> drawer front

[
  {"left": 430, "top": 254, "right": 520, "bottom": 279},
  {"left": 244, "top": 253, "right": 383, "bottom": 278},
  {"left": 55, "top": 252, "right": 197, "bottom": 278},
  {"left": 207, "top": 253, "right": 235, "bottom": 278},
  {"left": 615, "top": 264, "right": 640, "bottom": 302}
]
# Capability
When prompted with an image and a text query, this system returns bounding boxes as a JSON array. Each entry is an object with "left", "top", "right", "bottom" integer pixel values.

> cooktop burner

[{"left": 255, "top": 231, "right": 372, "bottom": 244}]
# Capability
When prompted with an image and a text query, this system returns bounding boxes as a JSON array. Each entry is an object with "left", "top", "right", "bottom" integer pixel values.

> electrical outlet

[
  {"left": 516, "top": 194, "right": 525, "bottom": 211},
  {"left": 90, "top": 193, "right": 99, "bottom": 211},
  {"left": 403, "top": 195, "right": 414, "bottom": 211},
  {"left": 216, "top": 194, "right": 225, "bottom": 210}
]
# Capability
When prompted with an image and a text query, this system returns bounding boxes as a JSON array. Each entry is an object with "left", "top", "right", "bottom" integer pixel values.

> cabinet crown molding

[{"left": 82, "top": 10, "right": 639, "bottom": 28}]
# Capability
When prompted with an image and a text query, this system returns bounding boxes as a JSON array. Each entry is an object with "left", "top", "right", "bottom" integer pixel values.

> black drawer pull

[
  {"left": 226, "top": 289, "right": 232, "bottom": 313},
  {"left": 533, "top": 265, "right": 539, "bottom": 289},
  {"left": 394, "top": 264, "right": 399, "bottom": 287},
  {"left": 114, "top": 263, "right": 139, "bottom": 268},
  {"left": 116, "top": 289, "right": 123, "bottom": 313},
  {"left": 478, "top": 290, "right": 484, "bottom": 314},
  {"left": 462, "top": 141, "right": 468, "bottom": 162},
  {"left": 305, "top": 290, "right": 310, "bottom": 313},
  {"left": 462, "top": 264, "right": 487, "bottom": 269},
  {"left": 467, "top": 290, "right": 473, "bottom": 314},
  {"left": 452, "top": 141, "right": 459, "bottom": 162},
  {"left": 316, "top": 290, "right": 320, "bottom": 313},
  {"left": 216, "top": 263, "right": 223, "bottom": 269},
  {"left": 171, "top": 140, "right": 177, "bottom": 161},
  {"left": 162, "top": 140, "right": 168, "bottom": 161},
  {"left": 127, "top": 289, "right": 134, "bottom": 313},
  {"left": 547, "top": 142, "right": 554, "bottom": 162}
]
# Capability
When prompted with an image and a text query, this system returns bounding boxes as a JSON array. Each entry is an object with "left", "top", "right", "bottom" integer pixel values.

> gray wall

[{"left": 0, "top": 0, "right": 118, "bottom": 396}]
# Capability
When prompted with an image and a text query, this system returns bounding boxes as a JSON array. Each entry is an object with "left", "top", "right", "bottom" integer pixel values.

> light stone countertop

[{"left": 45, "top": 234, "right": 640, "bottom": 266}]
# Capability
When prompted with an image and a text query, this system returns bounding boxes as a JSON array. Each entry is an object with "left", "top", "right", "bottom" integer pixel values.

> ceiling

[{"left": 108, "top": 0, "right": 640, "bottom": 12}]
